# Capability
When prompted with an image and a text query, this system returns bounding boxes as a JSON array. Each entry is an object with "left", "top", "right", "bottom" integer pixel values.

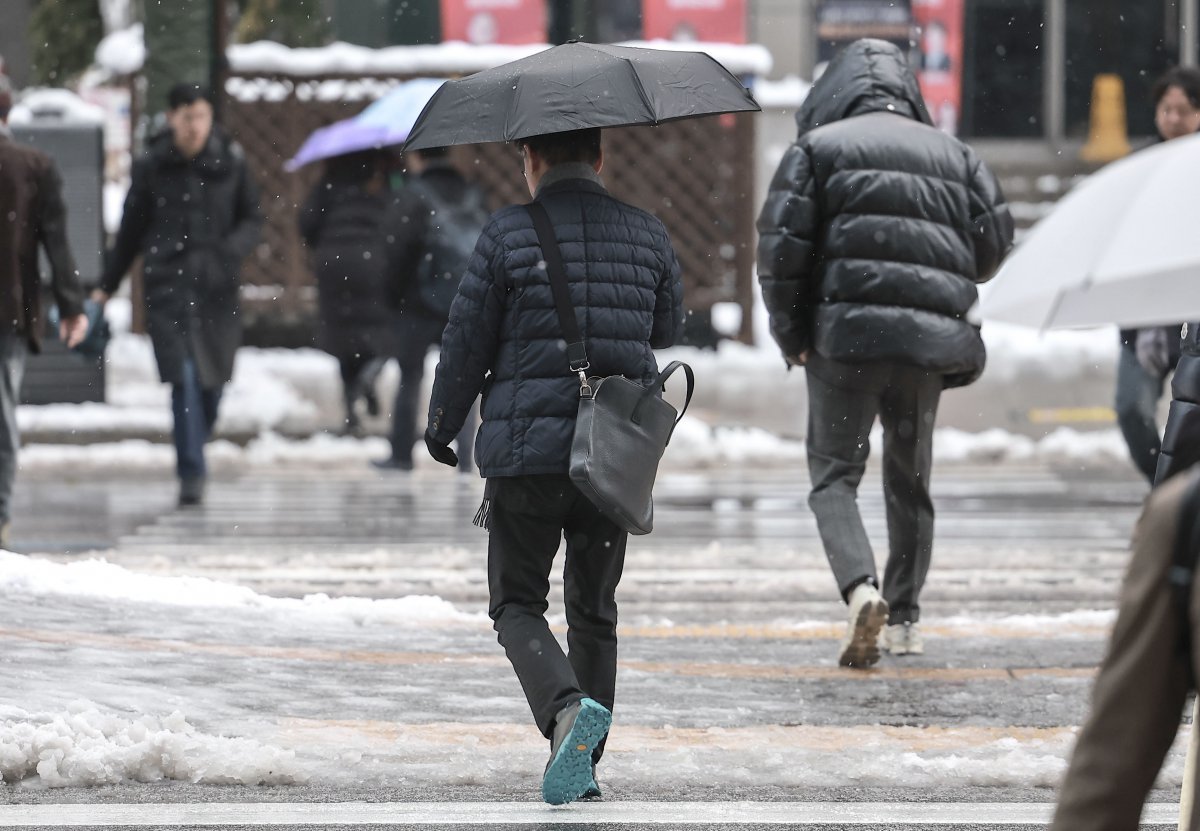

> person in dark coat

[
  {"left": 373, "top": 146, "right": 483, "bottom": 472},
  {"left": 1115, "top": 66, "right": 1200, "bottom": 484},
  {"left": 298, "top": 149, "right": 397, "bottom": 437},
  {"left": 0, "top": 75, "right": 88, "bottom": 546},
  {"left": 756, "top": 39, "right": 1013, "bottom": 668},
  {"left": 1156, "top": 322, "right": 1200, "bottom": 485},
  {"left": 95, "top": 83, "right": 262, "bottom": 506},
  {"left": 424, "top": 128, "right": 683, "bottom": 803}
]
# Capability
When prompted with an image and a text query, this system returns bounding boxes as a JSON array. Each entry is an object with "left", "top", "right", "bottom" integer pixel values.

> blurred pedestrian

[
  {"left": 1050, "top": 469, "right": 1200, "bottom": 830},
  {"left": 298, "top": 149, "right": 396, "bottom": 437},
  {"left": 372, "top": 146, "right": 486, "bottom": 472},
  {"left": 756, "top": 39, "right": 1014, "bottom": 667},
  {"left": 1115, "top": 67, "right": 1200, "bottom": 484},
  {"left": 424, "top": 128, "right": 683, "bottom": 803},
  {"left": 94, "top": 83, "right": 262, "bottom": 507},
  {"left": 0, "top": 74, "right": 89, "bottom": 547}
]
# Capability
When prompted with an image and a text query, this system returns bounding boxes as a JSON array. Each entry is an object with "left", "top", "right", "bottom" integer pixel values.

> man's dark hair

[
  {"left": 518, "top": 128, "right": 602, "bottom": 166},
  {"left": 0, "top": 74, "right": 12, "bottom": 121},
  {"left": 168, "top": 82, "right": 213, "bottom": 111},
  {"left": 1152, "top": 66, "right": 1200, "bottom": 108}
]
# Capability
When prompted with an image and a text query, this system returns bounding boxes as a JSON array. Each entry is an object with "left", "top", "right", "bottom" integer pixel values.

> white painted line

[{"left": 0, "top": 801, "right": 1180, "bottom": 826}]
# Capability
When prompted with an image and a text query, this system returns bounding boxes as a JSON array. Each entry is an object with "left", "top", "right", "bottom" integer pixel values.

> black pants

[
  {"left": 391, "top": 313, "right": 475, "bottom": 470},
  {"left": 804, "top": 353, "right": 942, "bottom": 624},
  {"left": 487, "top": 475, "right": 627, "bottom": 755}
]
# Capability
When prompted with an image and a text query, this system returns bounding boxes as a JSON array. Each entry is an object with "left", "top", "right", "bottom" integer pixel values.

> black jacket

[
  {"left": 427, "top": 174, "right": 684, "bottom": 477},
  {"left": 1157, "top": 323, "right": 1200, "bottom": 483},
  {"left": 299, "top": 177, "right": 406, "bottom": 360},
  {"left": 101, "top": 128, "right": 262, "bottom": 387},
  {"left": 0, "top": 130, "right": 84, "bottom": 350},
  {"left": 756, "top": 39, "right": 1014, "bottom": 388}
]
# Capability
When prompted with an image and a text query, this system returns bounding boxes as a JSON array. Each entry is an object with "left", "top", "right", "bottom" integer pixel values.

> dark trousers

[
  {"left": 487, "top": 475, "right": 628, "bottom": 755},
  {"left": 391, "top": 314, "right": 475, "bottom": 470},
  {"left": 0, "top": 332, "right": 27, "bottom": 524},
  {"left": 1116, "top": 344, "right": 1168, "bottom": 483},
  {"left": 171, "top": 359, "right": 222, "bottom": 481},
  {"left": 337, "top": 352, "right": 384, "bottom": 429},
  {"left": 804, "top": 354, "right": 941, "bottom": 624}
]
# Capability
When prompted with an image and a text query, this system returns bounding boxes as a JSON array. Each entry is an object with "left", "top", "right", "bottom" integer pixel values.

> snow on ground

[{"left": 0, "top": 553, "right": 1158, "bottom": 789}]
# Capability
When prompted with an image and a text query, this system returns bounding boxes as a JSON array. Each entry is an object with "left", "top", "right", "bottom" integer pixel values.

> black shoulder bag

[
  {"left": 1169, "top": 471, "right": 1200, "bottom": 688},
  {"left": 526, "top": 201, "right": 693, "bottom": 536}
]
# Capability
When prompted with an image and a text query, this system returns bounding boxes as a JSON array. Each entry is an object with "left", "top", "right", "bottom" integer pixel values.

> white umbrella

[{"left": 981, "top": 131, "right": 1200, "bottom": 329}]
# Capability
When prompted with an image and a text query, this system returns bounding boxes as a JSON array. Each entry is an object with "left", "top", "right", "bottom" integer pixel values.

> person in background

[
  {"left": 95, "top": 83, "right": 262, "bottom": 507},
  {"left": 298, "top": 149, "right": 394, "bottom": 437},
  {"left": 372, "top": 146, "right": 485, "bottom": 473},
  {"left": 1115, "top": 66, "right": 1200, "bottom": 484},
  {"left": 0, "top": 74, "right": 89, "bottom": 547},
  {"left": 423, "top": 128, "right": 683, "bottom": 804},
  {"left": 756, "top": 39, "right": 1013, "bottom": 668}
]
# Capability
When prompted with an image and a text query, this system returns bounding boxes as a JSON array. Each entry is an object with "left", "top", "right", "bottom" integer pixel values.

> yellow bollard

[{"left": 1081, "top": 73, "right": 1132, "bottom": 163}]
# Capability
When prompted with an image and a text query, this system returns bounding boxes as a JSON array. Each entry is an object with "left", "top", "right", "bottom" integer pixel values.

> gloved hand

[
  {"left": 424, "top": 430, "right": 459, "bottom": 467},
  {"left": 1136, "top": 327, "right": 1171, "bottom": 377}
]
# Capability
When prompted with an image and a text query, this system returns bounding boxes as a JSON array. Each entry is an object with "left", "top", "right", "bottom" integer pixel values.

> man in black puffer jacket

[
  {"left": 1155, "top": 322, "right": 1200, "bottom": 485},
  {"left": 757, "top": 39, "right": 1013, "bottom": 668},
  {"left": 425, "top": 128, "right": 682, "bottom": 802}
]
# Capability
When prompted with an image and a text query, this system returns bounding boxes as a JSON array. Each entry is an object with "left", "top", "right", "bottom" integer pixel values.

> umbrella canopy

[
  {"left": 403, "top": 41, "right": 760, "bottom": 150},
  {"left": 981, "top": 132, "right": 1200, "bottom": 330},
  {"left": 284, "top": 77, "right": 445, "bottom": 171}
]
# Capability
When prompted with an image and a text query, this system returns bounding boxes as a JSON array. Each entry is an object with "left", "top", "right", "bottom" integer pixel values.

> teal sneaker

[{"left": 541, "top": 698, "right": 611, "bottom": 805}]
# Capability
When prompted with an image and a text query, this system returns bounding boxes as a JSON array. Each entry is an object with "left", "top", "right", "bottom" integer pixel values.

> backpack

[{"left": 410, "top": 179, "right": 488, "bottom": 320}]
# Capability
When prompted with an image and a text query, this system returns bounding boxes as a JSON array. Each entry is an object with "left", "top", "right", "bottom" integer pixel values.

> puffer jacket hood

[{"left": 796, "top": 38, "right": 932, "bottom": 134}]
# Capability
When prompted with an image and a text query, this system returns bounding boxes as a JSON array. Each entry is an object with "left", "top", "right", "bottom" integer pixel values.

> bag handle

[
  {"left": 1169, "top": 471, "right": 1200, "bottom": 689},
  {"left": 526, "top": 202, "right": 590, "bottom": 391},
  {"left": 632, "top": 360, "right": 695, "bottom": 443}
]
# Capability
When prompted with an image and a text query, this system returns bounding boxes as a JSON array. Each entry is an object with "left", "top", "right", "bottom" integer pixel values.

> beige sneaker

[
  {"left": 838, "top": 583, "right": 889, "bottom": 668},
  {"left": 882, "top": 622, "right": 924, "bottom": 656}
]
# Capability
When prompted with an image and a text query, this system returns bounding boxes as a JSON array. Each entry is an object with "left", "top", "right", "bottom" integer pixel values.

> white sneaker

[
  {"left": 882, "top": 622, "right": 924, "bottom": 656},
  {"left": 838, "top": 584, "right": 889, "bottom": 668}
]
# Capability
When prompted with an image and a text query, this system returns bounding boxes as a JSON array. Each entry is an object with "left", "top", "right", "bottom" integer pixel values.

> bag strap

[
  {"left": 632, "top": 360, "right": 695, "bottom": 444},
  {"left": 526, "top": 202, "right": 590, "bottom": 382},
  {"left": 1168, "top": 471, "right": 1200, "bottom": 689}
]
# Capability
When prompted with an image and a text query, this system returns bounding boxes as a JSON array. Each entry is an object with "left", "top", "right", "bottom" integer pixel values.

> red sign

[
  {"left": 642, "top": 0, "right": 747, "bottom": 44},
  {"left": 911, "top": 0, "right": 963, "bottom": 135},
  {"left": 440, "top": 0, "right": 546, "bottom": 45}
]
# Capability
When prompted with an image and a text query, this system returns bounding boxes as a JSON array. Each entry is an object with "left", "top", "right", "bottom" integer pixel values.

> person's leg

[
  {"left": 562, "top": 493, "right": 628, "bottom": 763},
  {"left": 487, "top": 476, "right": 584, "bottom": 738},
  {"left": 878, "top": 366, "right": 942, "bottom": 628},
  {"left": 171, "top": 359, "right": 209, "bottom": 494},
  {"left": 1115, "top": 344, "right": 1166, "bottom": 483},
  {"left": 804, "top": 356, "right": 884, "bottom": 597},
  {"left": 0, "top": 333, "right": 28, "bottom": 543},
  {"left": 390, "top": 348, "right": 424, "bottom": 466},
  {"left": 338, "top": 354, "right": 366, "bottom": 434}
]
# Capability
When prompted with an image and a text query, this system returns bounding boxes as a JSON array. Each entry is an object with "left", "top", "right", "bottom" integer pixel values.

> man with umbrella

[
  {"left": 406, "top": 42, "right": 755, "bottom": 804},
  {"left": 757, "top": 39, "right": 1014, "bottom": 668}
]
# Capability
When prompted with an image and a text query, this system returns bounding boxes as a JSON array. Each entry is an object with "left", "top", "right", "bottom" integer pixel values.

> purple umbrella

[{"left": 284, "top": 118, "right": 393, "bottom": 172}]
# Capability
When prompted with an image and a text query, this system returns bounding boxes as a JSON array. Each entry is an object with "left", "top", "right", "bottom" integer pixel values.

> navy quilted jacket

[{"left": 427, "top": 176, "right": 684, "bottom": 477}]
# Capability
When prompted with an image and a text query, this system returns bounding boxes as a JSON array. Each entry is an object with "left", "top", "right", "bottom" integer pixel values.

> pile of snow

[
  {"left": 93, "top": 23, "right": 145, "bottom": 77},
  {"left": 752, "top": 75, "right": 811, "bottom": 110},
  {"left": 0, "top": 703, "right": 301, "bottom": 787},
  {"left": 668, "top": 417, "right": 807, "bottom": 468},
  {"left": 8, "top": 89, "right": 106, "bottom": 125},
  {"left": 933, "top": 427, "right": 1127, "bottom": 465}
]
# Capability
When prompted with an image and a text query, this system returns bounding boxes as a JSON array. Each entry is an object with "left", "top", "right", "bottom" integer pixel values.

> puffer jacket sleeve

[
  {"left": 650, "top": 236, "right": 684, "bottom": 348},
  {"left": 427, "top": 220, "right": 507, "bottom": 444},
  {"left": 965, "top": 148, "right": 1014, "bottom": 283},
  {"left": 756, "top": 141, "right": 819, "bottom": 358}
]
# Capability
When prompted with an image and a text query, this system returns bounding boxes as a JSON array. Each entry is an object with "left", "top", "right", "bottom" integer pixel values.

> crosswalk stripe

[{"left": 0, "top": 801, "right": 1178, "bottom": 826}]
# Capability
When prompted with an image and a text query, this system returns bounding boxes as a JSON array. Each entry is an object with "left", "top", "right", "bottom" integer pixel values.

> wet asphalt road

[{"left": 0, "top": 461, "right": 1183, "bottom": 828}]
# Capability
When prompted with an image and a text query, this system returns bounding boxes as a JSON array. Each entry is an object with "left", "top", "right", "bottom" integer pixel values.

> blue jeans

[
  {"left": 0, "top": 332, "right": 27, "bottom": 524},
  {"left": 171, "top": 360, "right": 222, "bottom": 481}
]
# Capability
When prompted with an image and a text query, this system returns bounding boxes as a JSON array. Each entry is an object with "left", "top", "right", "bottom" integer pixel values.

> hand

[
  {"left": 785, "top": 351, "right": 809, "bottom": 367},
  {"left": 59, "top": 313, "right": 89, "bottom": 349},
  {"left": 90, "top": 289, "right": 110, "bottom": 306},
  {"left": 424, "top": 430, "right": 459, "bottom": 467},
  {"left": 1135, "top": 327, "right": 1170, "bottom": 376}
]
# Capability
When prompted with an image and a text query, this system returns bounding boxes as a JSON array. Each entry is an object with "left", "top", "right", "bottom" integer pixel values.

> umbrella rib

[{"left": 622, "top": 56, "right": 659, "bottom": 125}]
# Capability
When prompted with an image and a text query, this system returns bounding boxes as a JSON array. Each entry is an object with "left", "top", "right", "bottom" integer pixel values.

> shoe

[
  {"left": 370, "top": 457, "right": 413, "bottom": 472},
  {"left": 178, "top": 477, "right": 205, "bottom": 507},
  {"left": 882, "top": 622, "right": 924, "bottom": 656},
  {"left": 542, "top": 698, "right": 612, "bottom": 805},
  {"left": 838, "top": 583, "right": 889, "bottom": 668}
]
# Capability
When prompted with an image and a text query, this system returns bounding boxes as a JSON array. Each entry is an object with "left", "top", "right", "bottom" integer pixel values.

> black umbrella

[{"left": 403, "top": 41, "right": 761, "bottom": 150}]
